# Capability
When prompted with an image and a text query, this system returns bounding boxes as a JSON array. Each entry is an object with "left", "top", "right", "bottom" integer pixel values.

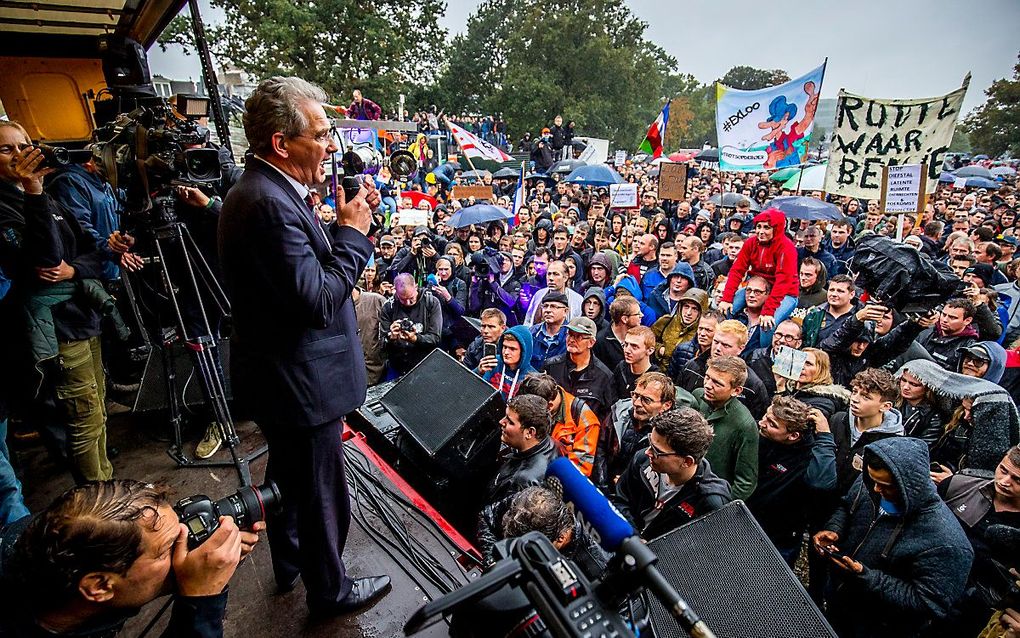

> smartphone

[
  {"left": 484, "top": 343, "right": 497, "bottom": 359},
  {"left": 820, "top": 544, "right": 848, "bottom": 561},
  {"left": 930, "top": 462, "right": 943, "bottom": 472}
]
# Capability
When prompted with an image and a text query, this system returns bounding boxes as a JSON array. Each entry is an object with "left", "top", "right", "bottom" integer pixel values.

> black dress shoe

[
  {"left": 276, "top": 573, "right": 301, "bottom": 594},
  {"left": 310, "top": 576, "right": 392, "bottom": 616}
]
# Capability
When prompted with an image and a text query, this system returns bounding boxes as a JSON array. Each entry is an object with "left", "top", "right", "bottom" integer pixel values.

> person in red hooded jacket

[{"left": 718, "top": 209, "right": 800, "bottom": 347}]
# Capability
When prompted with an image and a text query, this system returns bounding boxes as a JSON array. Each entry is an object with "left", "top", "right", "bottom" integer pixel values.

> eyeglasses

[
  {"left": 774, "top": 332, "right": 801, "bottom": 344},
  {"left": 295, "top": 131, "right": 333, "bottom": 145},
  {"left": 647, "top": 442, "right": 679, "bottom": 458},
  {"left": 631, "top": 391, "right": 661, "bottom": 406},
  {"left": 745, "top": 287, "right": 768, "bottom": 295}
]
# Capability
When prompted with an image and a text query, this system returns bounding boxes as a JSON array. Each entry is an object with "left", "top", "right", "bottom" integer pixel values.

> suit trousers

[{"left": 260, "top": 417, "right": 353, "bottom": 608}]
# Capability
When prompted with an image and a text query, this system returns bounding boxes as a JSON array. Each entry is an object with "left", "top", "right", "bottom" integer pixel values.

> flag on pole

[
  {"left": 448, "top": 121, "right": 513, "bottom": 162},
  {"left": 509, "top": 162, "right": 526, "bottom": 228},
  {"left": 638, "top": 102, "right": 670, "bottom": 158}
]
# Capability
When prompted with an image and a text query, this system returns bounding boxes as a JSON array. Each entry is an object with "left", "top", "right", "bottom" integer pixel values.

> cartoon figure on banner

[{"left": 759, "top": 81, "right": 820, "bottom": 169}]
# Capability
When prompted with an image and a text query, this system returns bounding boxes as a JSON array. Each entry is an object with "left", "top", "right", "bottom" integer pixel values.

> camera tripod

[{"left": 121, "top": 219, "right": 266, "bottom": 487}]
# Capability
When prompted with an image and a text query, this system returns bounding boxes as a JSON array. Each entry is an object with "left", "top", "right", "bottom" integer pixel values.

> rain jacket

[
  {"left": 650, "top": 288, "right": 707, "bottom": 370},
  {"left": 645, "top": 262, "right": 697, "bottom": 321},
  {"left": 722, "top": 209, "right": 799, "bottom": 316},
  {"left": 823, "top": 437, "right": 974, "bottom": 638},
  {"left": 482, "top": 325, "right": 537, "bottom": 400},
  {"left": 692, "top": 387, "right": 759, "bottom": 500},
  {"left": 551, "top": 387, "right": 601, "bottom": 477},
  {"left": 605, "top": 275, "right": 656, "bottom": 327}
]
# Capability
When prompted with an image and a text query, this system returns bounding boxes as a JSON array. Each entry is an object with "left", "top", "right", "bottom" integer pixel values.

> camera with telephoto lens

[
  {"left": 91, "top": 93, "right": 222, "bottom": 230},
  {"left": 174, "top": 481, "right": 281, "bottom": 549}
]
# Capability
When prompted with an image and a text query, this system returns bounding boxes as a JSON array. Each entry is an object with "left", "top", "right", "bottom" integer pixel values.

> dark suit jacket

[{"left": 218, "top": 159, "right": 373, "bottom": 427}]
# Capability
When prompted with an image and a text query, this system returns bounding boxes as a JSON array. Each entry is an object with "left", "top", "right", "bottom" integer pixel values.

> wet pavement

[{"left": 12, "top": 397, "right": 463, "bottom": 638}]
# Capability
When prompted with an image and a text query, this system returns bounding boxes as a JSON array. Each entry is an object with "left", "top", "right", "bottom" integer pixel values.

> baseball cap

[
  {"left": 961, "top": 344, "right": 992, "bottom": 362},
  {"left": 379, "top": 235, "right": 395, "bottom": 246},
  {"left": 543, "top": 291, "right": 570, "bottom": 307},
  {"left": 965, "top": 263, "right": 995, "bottom": 285},
  {"left": 565, "top": 316, "right": 597, "bottom": 336}
]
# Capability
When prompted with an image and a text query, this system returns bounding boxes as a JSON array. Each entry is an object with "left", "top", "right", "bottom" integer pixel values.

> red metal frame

[{"left": 343, "top": 424, "right": 482, "bottom": 566}]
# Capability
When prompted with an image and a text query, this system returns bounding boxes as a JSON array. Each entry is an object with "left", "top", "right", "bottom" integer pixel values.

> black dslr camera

[{"left": 175, "top": 481, "right": 281, "bottom": 549}]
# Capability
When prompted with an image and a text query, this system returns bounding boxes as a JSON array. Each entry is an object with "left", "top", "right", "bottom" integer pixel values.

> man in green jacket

[{"left": 692, "top": 355, "right": 759, "bottom": 499}]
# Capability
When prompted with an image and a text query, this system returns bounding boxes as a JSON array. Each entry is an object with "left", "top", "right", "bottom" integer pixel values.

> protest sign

[
  {"left": 823, "top": 76, "right": 969, "bottom": 200},
  {"left": 393, "top": 209, "right": 429, "bottom": 227},
  {"left": 614, "top": 150, "right": 627, "bottom": 167},
  {"left": 608, "top": 183, "right": 639, "bottom": 208},
  {"left": 716, "top": 62, "right": 827, "bottom": 172},
  {"left": 452, "top": 185, "right": 494, "bottom": 200},
  {"left": 658, "top": 163, "right": 688, "bottom": 200},
  {"left": 576, "top": 137, "right": 609, "bottom": 164},
  {"left": 881, "top": 164, "right": 926, "bottom": 214}
]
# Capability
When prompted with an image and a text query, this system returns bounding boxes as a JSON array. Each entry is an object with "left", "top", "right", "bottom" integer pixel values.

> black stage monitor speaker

[
  {"left": 382, "top": 349, "right": 505, "bottom": 476},
  {"left": 646, "top": 501, "right": 836, "bottom": 638}
]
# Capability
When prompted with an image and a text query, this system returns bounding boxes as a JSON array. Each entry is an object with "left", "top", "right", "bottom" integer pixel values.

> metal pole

[{"left": 188, "top": 0, "right": 232, "bottom": 160}]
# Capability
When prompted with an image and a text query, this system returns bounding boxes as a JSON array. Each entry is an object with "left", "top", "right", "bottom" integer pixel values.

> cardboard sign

[
  {"left": 658, "top": 163, "right": 688, "bottom": 200},
  {"left": 881, "top": 164, "right": 926, "bottom": 214},
  {"left": 452, "top": 185, "right": 494, "bottom": 200},
  {"left": 823, "top": 76, "right": 969, "bottom": 199},
  {"left": 614, "top": 149, "right": 627, "bottom": 167},
  {"left": 608, "top": 183, "right": 639, "bottom": 208},
  {"left": 393, "top": 208, "right": 429, "bottom": 227}
]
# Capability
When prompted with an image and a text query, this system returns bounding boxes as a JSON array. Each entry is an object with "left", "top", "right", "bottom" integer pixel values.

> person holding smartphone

[{"left": 462, "top": 308, "right": 506, "bottom": 374}]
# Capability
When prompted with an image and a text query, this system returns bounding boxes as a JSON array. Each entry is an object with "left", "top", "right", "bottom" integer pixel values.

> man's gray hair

[{"left": 243, "top": 76, "right": 327, "bottom": 157}]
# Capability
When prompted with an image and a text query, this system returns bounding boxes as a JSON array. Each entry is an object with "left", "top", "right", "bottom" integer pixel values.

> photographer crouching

[{"left": 0, "top": 480, "right": 264, "bottom": 637}]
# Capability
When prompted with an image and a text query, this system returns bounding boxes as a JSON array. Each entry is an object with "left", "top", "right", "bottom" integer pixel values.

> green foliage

[
  {"left": 948, "top": 128, "right": 971, "bottom": 154},
  {"left": 718, "top": 66, "right": 791, "bottom": 91},
  {"left": 156, "top": 15, "right": 194, "bottom": 54},
  {"left": 163, "top": 0, "right": 447, "bottom": 109},
  {"left": 962, "top": 52, "right": 1020, "bottom": 158}
]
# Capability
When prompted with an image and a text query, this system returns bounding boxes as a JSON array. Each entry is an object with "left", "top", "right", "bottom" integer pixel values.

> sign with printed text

[
  {"left": 657, "top": 163, "right": 688, "bottom": 200},
  {"left": 881, "top": 164, "right": 925, "bottom": 214},
  {"left": 608, "top": 183, "right": 639, "bottom": 208},
  {"left": 393, "top": 208, "right": 429, "bottom": 227},
  {"left": 614, "top": 150, "right": 627, "bottom": 167},
  {"left": 452, "top": 185, "right": 494, "bottom": 200},
  {"left": 823, "top": 76, "right": 969, "bottom": 200}
]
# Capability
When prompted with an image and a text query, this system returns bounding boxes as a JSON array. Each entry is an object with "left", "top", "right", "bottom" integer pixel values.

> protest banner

[
  {"left": 881, "top": 163, "right": 927, "bottom": 241},
  {"left": 393, "top": 209, "right": 429, "bottom": 227},
  {"left": 608, "top": 183, "right": 639, "bottom": 208},
  {"left": 614, "top": 149, "right": 627, "bottom": 167},
  {"left": 452, "top": 185, "right": 494, "bottom": 200},
  {"left": 716, "top": 62, "right": 826, "bottom": 172},
  {"left": 657, "top": 163, "right": 688, "bottom": 200},
  {"left": 822, "top": 76, "right": 970, "bottom": 200}
]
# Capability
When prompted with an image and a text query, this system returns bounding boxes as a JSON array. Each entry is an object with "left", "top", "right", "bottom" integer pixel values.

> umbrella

[
  {"left": 769, "top": 166, "right": 801, "bottom": 183},
  {"left": 563, "top": 164, "right": 624, "bottom": 186},
  {"left": 492, "top": 167, "right": 520, "bottom": 179},
  {"left": 524, "top": 172, "right": 557, "bottom": 186},
  {"left": 991, "top": 166, "right": 1016, "bottom": 177},
  {"left": 781, "top": 164, "right": 827, "bottom": 192},
  {"left": 709, "top": 192, "right": 761, "bottom": 211},
  {"left": 549, "top": 159, "right": 586, "bottom": 174},
  {"left": 694, "top": 148, "right": 719, "bottom": 163},
  {"left": 939, "top": 172, "right": 957, "bottom": 184},
  {"left": 953, "top": 165, "right": 994, "bottom": 179},
  {"left": 461, "top": 169, "right": 491, "bottom": 181},
  {"left": 768, "top": 196, "right": 844, "bottom": 221},
  {"left": 446, "top": 204, "right": 512, "bottom": 229},
  {"left": 650, "top": 156, "right": 673, "bottom": 165},
  {"left": 973, "top": 154, "right": 989, "bottom": 161},
  {"left": 400, "top": 191, "right": 438, "bottom": 210},
  {"left": 961, "top": 177, "right": 1001, "bottom": 190},
  {"left": 668, "top": 152, "right": 685, "bottom": 162}
]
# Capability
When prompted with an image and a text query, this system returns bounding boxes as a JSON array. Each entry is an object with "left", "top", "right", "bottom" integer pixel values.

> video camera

[
  {"left": 92, "top": 93, "right": 222, "bottom": 229},
  {"left": 174, "top": 481, "right": 281, "bottom": 549}
]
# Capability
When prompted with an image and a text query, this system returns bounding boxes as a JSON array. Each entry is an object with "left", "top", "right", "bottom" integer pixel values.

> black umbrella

[
  {"left": 694, "top": 148, "right": 719, "bottom": 163},
  {"left": 549, "top": 159, "right": 586, "bottom": 175},
  {"left": 709, "top": 192, "right": 761, "bottom": 211},
  {"left": 492, "top": 167, "right": 520, "bottom": 179},
  {"left": 461, "top": 169, "right": 491, "bottom": 180},
  {"left": 524, "top": 173, "right": 557, "bottom": 186}
]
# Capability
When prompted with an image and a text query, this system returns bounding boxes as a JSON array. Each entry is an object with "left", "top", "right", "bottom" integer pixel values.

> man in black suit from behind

[{"left": 218, "top": 76, "right": 389, "bottom": 616}]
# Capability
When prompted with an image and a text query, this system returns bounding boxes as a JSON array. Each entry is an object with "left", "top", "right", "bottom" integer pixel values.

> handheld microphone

[{"left": 546, "top": 457, "right": 717, "bottom": 638}]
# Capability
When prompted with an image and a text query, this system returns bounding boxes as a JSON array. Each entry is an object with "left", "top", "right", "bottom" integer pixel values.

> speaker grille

[
  {"left": 646, "top": 502, "right": 835, "bottom": 638},
  {"left": 382, "top": 350, "right": 500, "bottom": 456}
]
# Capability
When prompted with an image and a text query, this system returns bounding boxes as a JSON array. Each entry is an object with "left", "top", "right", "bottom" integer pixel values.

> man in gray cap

[{"left": 543, "top": 316, "right": 617, "bottom": 421}]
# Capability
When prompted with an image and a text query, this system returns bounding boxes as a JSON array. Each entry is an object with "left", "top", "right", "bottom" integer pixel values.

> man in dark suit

[{"left": 218, "top": 76, "right": 389, "bottom": 616}]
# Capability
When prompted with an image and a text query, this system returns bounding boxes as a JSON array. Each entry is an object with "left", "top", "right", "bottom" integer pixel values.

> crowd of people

[{"left": 2, "top": 72, "right": 1020, "bottom": 636}]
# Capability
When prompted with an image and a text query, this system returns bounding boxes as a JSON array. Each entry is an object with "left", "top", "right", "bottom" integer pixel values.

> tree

[
  {"left": 718, "top": 66, "right": 791, "bottom": 91},
  {"left": 962, "top": 52, "right": 1020, "bottom": 158},
  {"left": 158, "top": 0, "right": 447, "bottom": 110}
]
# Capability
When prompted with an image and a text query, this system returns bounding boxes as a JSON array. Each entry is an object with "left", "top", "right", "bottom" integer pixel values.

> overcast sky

[{"left": 150, "top": 0, "right": 1019, "bottom": 114}]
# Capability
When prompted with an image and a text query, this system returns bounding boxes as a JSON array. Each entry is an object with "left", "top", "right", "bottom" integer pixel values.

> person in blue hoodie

[
  {"left": 483, "top": 324, "right": 537, "bottom": 400},
  {"left": 645, "top": 262, "right": 697, "bottom": 323},
  {"left": 813, "top": 437, "right": 974, "bottom": 638},
  {"left": 604, "top": 275, "right": 655, "bottom": 328}
]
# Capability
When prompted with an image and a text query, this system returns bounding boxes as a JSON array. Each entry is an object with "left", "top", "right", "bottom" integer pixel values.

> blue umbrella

[
  {"left": 563, "top": 164, "right": 624, "bottom": 186},
  {"left": 768, "top": 196, "right": 845, "bottom": 221},
  {"left": 960, "top": 177, "right": 1001, "bottom": 190},
  {"left": 954, "top": 165, "right": 994, "bottom": 179},
  {"left": 446, "top": 204, "right": 512, "bottom": 229},
  {"left": 939, "top": 172, "right": 956, "bottom": 184}
]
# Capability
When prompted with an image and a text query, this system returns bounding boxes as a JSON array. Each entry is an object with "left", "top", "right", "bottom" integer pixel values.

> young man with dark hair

[
  {"left": 680, "top": 235, "right": 716, "bottom": 291},
  {"left": 640, "top": 240, "right": 678, "bottom": 300},
  {"left": 594, "top": 296, "right": 642, "bottom": 371},
  {"left": 810, "top": 274, "right": 859, "bottom": 344},
  {"left": 612, "top": 407, "right": 731, "bottom": 538},
  {"left": 823, "top": 219, "right": 855, "bottom": 276},
  {"left": 464, "top": 307, "right": 507, "bottom": 373},
  {"left": 918, "top": 298, "right": 979, "bottom": 370},
  {"left": 693, "top": 355, "right": 759, "bottom": 500}
]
